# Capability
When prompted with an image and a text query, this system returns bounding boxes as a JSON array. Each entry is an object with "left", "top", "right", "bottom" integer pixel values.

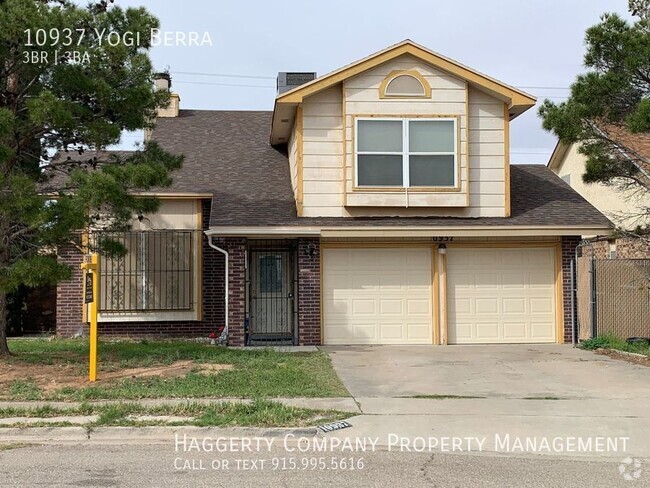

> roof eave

[
  {"left": 206, "top": 224, "right": 613, "bottom": 238},
  {"left": 547, "top": 141, "right": 571, "bottom": 171}
]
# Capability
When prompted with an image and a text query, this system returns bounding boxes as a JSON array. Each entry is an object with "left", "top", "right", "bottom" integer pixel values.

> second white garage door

[
  {"left": 447, "top": 247, "right": 557, "bottom": 344},
  {"left": 322, "top": 248, "right": 432, "bottom": 345}
]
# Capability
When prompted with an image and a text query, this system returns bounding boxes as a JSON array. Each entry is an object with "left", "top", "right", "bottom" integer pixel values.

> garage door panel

[
  {"left": 380, "top": 299, "right": 403, "bottom": 315},
  {"left": 503, "top": 322, "right": 527, "bottom": 338},
  {"left": 475, "top": 298, "right": 498, "bottom": 314},
  {"left": 323, "top": 248, "right": 432, "bottom": 345},
  {"left": 380, "top": 324, "right": 405, "bottom": 340},
  {"left": 502, "top": 298, "right": 526, "bottom": 314},
  {"left": 448, "top": 247, "right": 556, "bottom": 344},
  {"left": 476, "top": 322, "right": 499, "bottom": 339},
  {"left": 406, "top": 323, "right": 433, "bottom": 340},
  {"left": 351, "top": 299, "right": 375, "bottom": 315},
  {"left": 531, "top": 322, "right": 555, "bottom": 339},
  {"left": 407, "top": 299, "right": 431, "bottom": 315},
  {"left": 474, "top": 273, "right": 500, "bottom": 288},
  {"left": 502, "top": 272, "right": 527, "bottom": 288},
  {"left": 530, "top": 297, "right": 553, "bottom": 314},
  {"left": 379, "top": 273, "right": 404, "bottom": 289}
]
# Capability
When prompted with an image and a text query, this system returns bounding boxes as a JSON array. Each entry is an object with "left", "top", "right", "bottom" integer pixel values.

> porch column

[
  {"left": 223, "top": 237, "right": 247, "bottom": 346},
  {"left": 561, "top": 236, "right": 581, "bottom": 343},
  {"left": 297, "top": 238, "right": 321, "bottom": 346},
  {"left": 56, "top": 241, "right": 85, "bottom": 337}
]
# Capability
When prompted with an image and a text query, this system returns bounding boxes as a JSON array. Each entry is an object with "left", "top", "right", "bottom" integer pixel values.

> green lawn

[
  {"left": 581, "top": 335, "right": 650, "bottom": 356},
  {"left": 0, "top": 399, "right": 348, "bottom": 428},
  {"left": 2, "top": 339, "right": 349, "bottom": 401}
]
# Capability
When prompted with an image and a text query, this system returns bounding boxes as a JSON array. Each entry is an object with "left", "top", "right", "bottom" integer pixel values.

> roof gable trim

[{"left": 276, "top": 40, "right": 536, "bottom": 111}]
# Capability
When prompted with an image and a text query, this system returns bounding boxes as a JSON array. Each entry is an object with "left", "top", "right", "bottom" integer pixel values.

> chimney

[
  {"left": 154, "top": 72, "right": 180, "bottom": 118},
  {"left": 277, "top": 72, "right": 317, "bottom": 95}
]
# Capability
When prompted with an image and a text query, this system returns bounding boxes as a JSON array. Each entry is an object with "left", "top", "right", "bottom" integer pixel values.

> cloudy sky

[{"left": 115, "top": 0, "right": 631, "bottom": 164}]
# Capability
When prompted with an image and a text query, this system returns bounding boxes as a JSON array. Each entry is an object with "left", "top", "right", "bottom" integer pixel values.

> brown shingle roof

[
  {"left": 150, "top": 110, "right": 612, "bottom": 229},
  {"left": 600, "top": 124, "right": 650, "bottom": 177}
]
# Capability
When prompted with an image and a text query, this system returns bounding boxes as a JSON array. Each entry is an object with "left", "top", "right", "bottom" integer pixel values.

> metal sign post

[{"left": 81, "top": 254, "right": 99, "bottom": 382}]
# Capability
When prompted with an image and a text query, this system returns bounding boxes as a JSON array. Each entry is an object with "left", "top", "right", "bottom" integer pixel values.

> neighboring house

[
  {"left": 56, "top": 40, "right": 613, "bottom": 346},
  {"left": 548, "top": 137, "right": 650, "bottom": 231}
]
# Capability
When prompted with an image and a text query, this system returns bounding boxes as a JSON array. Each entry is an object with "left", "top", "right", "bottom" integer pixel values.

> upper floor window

[
  {"left": 355, "top": 118, "right": 457, "bottom": 188},
  {"left": 379, "top": 70, "right": 431, "bottom": 99}
]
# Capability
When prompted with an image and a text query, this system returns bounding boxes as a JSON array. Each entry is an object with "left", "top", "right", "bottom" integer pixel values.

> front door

[{"left": 249, "top": 248, "right": 295, "bottom": 344}]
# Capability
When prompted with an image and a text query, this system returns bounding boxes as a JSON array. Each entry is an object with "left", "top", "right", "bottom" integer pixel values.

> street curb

[
  {"left": 0, "top": 397, "right": 360, "bottom": 413},
  {"left": 609, "top": 349, "right": 650, "bottom": 360},
  {"left": 0, "top": 425, "right": 321, "bottom": 444}
]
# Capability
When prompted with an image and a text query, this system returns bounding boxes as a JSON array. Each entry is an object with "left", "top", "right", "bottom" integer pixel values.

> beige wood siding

[
  {"left": 99, "top": 198, "right": 201, "bottom": 323},
  {"left": 344, "top": 55, "right": 468, "bottom": 209},
  {"left": 555, "top": 143, "right": 649, "bottom": 230},
  {"left": 468, "top": 87, "right": 506, "bottom": 217},
  {"left": 288, "top": 119, "right": 299, "bottom": 200},
  {"left": 297, "top": 54, "right": 507, "bottom": 217},
  {"left": 301, "top": 86, "right": 345, "bottom": 216},
  {"left": 131, "top": 199, "right": 199, "bottom": 231}
]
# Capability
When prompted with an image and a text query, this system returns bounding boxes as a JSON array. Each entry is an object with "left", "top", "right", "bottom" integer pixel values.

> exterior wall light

[{"left": 306, "top": 242, "right": 317, "bottom": 258}]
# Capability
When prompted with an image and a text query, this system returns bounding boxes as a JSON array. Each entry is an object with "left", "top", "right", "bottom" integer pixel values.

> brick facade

[
  {"left": 297, "top": 238, "right": 322, "bottom": 346},
  {"left": 587, "top": 236, "right": 650, "bottom": 260},
  {"left": 561, "top": 236, "right": 581, "bottom": 343},
  {"left": 56, "top": 241, "right": 85, "bottom": 337},
  {"left": 58, "top": 228, "right": 581, "bottom": 346},
  {"left": 221, "top": 237, "right": 247, "bottom": 347},
  {"left": 56, "top": 200, "right": 226, "bottom": 338}
]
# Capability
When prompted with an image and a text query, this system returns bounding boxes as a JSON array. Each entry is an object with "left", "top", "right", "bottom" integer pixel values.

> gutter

[
  {"left": 205, "top": 225, "right": 614, "bottom": 238},
  {"left": 206, "top": 235, "right": 229, "bottom": 345}
]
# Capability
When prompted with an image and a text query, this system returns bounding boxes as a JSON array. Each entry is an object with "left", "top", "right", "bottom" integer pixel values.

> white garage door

[
  {"left": 322, "top": 248, "right": 432, "bottom": 345},
  {"left": 447, "top": 247, "right": 557, "bottom": 344}
]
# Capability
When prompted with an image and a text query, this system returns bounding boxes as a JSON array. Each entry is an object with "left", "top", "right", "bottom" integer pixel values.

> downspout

[
  {"left": 570, "top": 258, "right": 576, "bottom": 346},
  {"left": 207, "top": 235, "right": 229, "bottom": 344}
]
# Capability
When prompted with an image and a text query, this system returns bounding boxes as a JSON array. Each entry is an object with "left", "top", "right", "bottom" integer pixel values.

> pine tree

[
  {"left": 0, "top": 0, "right": 182, "bottom": 355},
  {"left": 539, "top": 1, "right": 650, "bottom": 226}
]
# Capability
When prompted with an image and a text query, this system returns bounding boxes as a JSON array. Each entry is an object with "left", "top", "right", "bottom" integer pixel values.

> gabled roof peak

[
  {"left": 275, "top": 39, "right": 535, "bottom": 107},
  {"left": 271, "top": 40, "right": 536, "bottom": 144}
]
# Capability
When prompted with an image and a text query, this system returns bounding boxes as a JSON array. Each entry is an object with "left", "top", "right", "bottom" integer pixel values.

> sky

[{"left": 113, "top": 0, "right": 632, "bottom": 164}]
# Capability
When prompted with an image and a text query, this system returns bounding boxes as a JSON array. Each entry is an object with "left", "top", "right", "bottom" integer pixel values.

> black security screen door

[{"left": 248, "top": 240, "right": 297, "bottom": 345}]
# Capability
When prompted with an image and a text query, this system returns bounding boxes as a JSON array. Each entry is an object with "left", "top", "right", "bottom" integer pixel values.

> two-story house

[
  {"left": 56, "top": 40, "right": 612, "bottom": 346},
  {"left": 548, "top": 137, "right": 650, "bottom": 232}
]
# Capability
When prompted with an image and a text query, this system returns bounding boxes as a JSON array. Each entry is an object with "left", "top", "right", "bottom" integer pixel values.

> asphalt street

[{"left": 0, "top": 442, "right": 642, "bottom": 488}]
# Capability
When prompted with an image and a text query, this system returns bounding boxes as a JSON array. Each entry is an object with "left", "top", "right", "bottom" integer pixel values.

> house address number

[{"left": 432, "top": 237, "right": 454, "bottom": 242}]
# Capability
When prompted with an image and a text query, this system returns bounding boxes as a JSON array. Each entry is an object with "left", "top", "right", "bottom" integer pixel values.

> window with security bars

[{"left": 98, "top": 231, "right": 194, "bottom": 312}]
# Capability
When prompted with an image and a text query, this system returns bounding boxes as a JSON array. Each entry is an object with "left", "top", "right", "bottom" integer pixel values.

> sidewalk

[
  {"left": 2, "top": 396, "right": 649, "bottom": 459},
  {"left": 0, "top": 397, "right": 360, "bottom": 412}
]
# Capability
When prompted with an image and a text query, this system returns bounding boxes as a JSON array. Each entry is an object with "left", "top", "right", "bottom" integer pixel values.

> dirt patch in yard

[
  {"left": 596, "top": 348, "right": 650, "bottom": 367},
  {"left": 0, "top": 361, "right": 234, "bottom": 393}
]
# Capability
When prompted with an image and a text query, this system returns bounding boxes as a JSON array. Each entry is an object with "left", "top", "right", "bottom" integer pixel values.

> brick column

[
  {"left": 297, "top": 238, "right": 321, "bottom": 345},
  {"left": 223, "top": 237, "right": 246, "bottom": 346},
  {"left": 561, "top": 236, "right": 581, "bottom": 343},
  {"left": 56, "top": 244, "right": 85, "bottom": 337},
  {"left": 201, "top": 201, "right": 225, "bottom": 333}
]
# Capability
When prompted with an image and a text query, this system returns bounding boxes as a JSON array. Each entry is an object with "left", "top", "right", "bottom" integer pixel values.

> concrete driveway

[
  {"left": 321, "top": 345, "right": 650, "bottom": 459},
  {"left": 323, "top": 344, "right": 650, "bottom": 400}
]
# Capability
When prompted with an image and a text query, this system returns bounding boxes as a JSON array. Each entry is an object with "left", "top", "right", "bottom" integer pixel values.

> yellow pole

[{"left": 81, "top": 254, "right": 99, "bottom": 382}]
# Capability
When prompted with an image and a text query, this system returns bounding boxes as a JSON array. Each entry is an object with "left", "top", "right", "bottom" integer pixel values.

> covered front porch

[{"left": 211, "top": 237, "right": 321, "bottom": 347}]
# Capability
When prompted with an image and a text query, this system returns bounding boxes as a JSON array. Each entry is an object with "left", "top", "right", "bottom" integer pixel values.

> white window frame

[{"left": 355, "top": 117, "right": 458, "bottom": 188}]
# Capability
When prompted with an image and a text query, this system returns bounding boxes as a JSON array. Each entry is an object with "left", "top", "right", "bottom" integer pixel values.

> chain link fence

[{"left": 575, "top": 241, "right": 650, "bottom": 341}]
